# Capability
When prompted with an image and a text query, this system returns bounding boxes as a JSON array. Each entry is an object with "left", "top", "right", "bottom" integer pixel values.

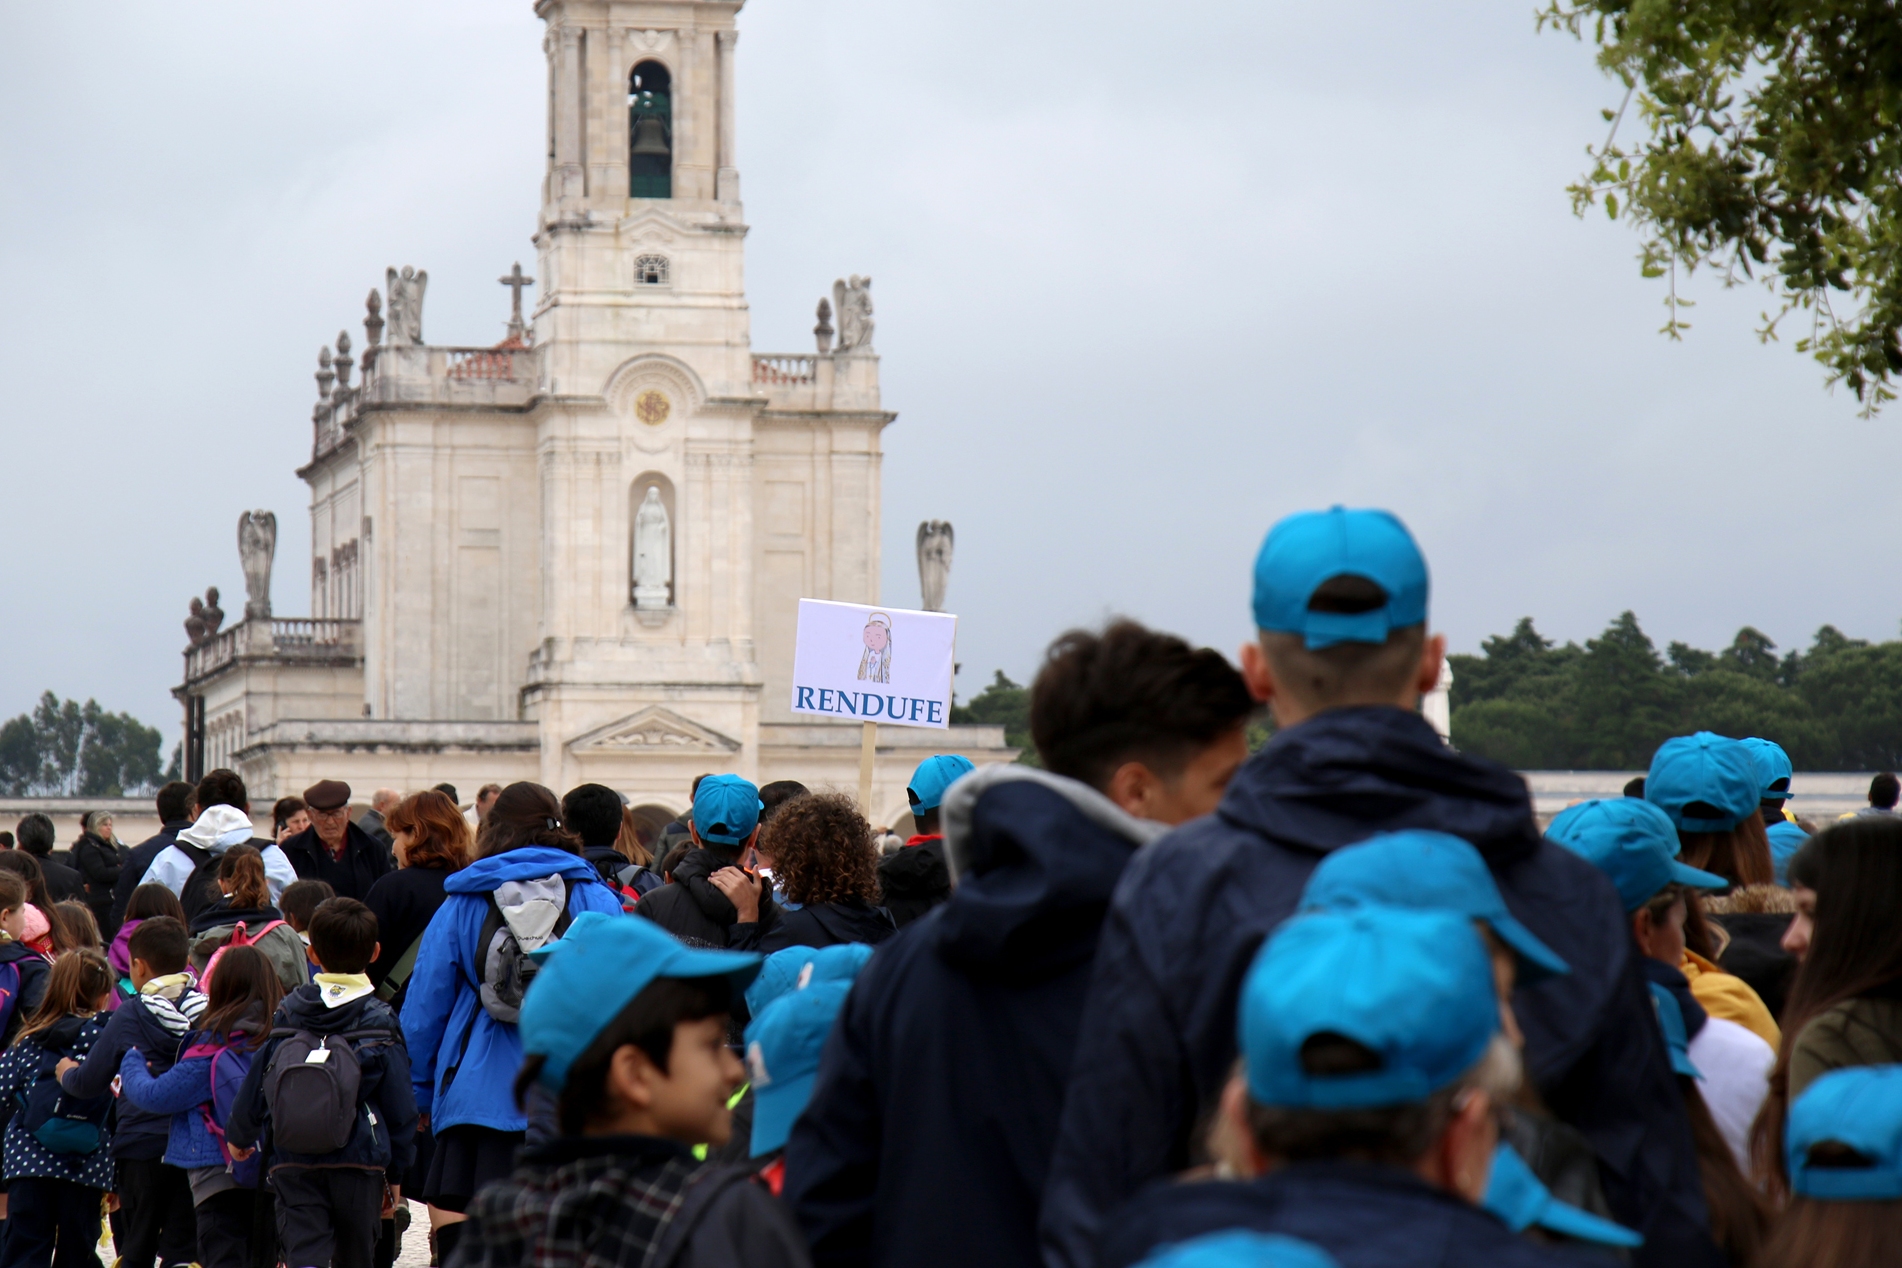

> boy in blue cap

[
  {"left": 1100, "top": 906, "right": 1584, "bottom": 1268},
  {"left": 788, "top": 620, "right": 1255, "bottom": 1268},
  {"left": 1043, "top": 507, "right": 1719, "bottom": 1268},
  {"left": 875, "top": 754, "right": 973, "bottom": 928},
  {"left": 636, "top": 774, "right": 776, "bottom": 950},
  {"left": 1738, "top": 737, "right": 1795, "bottom": 827},
  {"left": 451, "top": 917, "right": 810, "bottom": 1268}
]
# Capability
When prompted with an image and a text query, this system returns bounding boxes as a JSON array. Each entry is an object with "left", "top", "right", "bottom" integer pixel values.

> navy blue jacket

[
  {"left": 1099, "top": 1161, "right": 1609, "bottom": 1268},
  {"left": 110, "top": 819, "right": 189, "bottom": 935},
  {"left": 1040, "top": 706, "right": 1718, "bottom": 1268},
  {"left": 60, "top": 989, "right": 200, "bottom": 1161},
  {"left": 226, "top": 984, "right": 417, "bottom": 1178},
  {"left": 0, "top": 942, "right": 49, "bottom": 1048},
  {"left": 785, "top": 768, "right": 1162, "bottom": 1268}
]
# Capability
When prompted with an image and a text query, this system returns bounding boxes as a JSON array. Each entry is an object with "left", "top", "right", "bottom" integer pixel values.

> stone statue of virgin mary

[{"left": 632, "top": 486, "right": 672, "bottom": 608}]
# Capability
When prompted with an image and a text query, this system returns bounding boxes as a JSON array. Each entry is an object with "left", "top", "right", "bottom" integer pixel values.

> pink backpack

[{"left": 199, "top": 920, "right": 287, "bottom": 995}]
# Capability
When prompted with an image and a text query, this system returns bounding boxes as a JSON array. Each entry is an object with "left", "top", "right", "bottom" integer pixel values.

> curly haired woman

[{"left": 754, "top": 793, "right": 896, "bottom": 953}]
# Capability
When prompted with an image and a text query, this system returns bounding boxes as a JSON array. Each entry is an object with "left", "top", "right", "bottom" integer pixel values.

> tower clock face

[{"left": 635, "top": 390, "right": 671, "bottom": 425}]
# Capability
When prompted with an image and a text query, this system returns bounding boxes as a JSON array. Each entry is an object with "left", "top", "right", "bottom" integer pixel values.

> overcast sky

[{"left": 3, "top": 1, "right": 1896, "bottom": 750}]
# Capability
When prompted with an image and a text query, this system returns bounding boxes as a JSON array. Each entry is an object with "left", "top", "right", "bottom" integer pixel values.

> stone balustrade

[
  {"left": 184, "top": 617, "right": 362, "bottom": 686},
  {"left": 750, "top": 350, "right": 886, "bottom": 413},
  {"left": 752, "top": 354, "right": 818, "bottom": 386}
]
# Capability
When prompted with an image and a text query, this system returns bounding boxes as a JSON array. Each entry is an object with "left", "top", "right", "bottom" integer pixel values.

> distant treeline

[{"left": 1450, "top": 615, "right": 1902, "bottom": 771}]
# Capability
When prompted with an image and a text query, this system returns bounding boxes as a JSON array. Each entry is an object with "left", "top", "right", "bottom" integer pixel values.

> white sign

[{"left": 790, "top": 599, "right": 957, "bottom": 729}]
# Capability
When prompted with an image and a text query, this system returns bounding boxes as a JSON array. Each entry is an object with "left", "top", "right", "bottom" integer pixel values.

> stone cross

[{"left": 500, "top": 263, "right": 535, "bottom": 341}]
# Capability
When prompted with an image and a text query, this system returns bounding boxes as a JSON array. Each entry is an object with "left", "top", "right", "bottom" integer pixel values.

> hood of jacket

[
  {"left": 934, "top": 766, "right": 1165, "bottom": 979},
  {"left": 443, "top": 846, "right": 606, "bottom": 894},
  {"left": 792, "top": 901, "right": 897, "bottom": 945},
  {"left": 1218, "top": 706, "right": 1542, "bottom": 866},
  {"left": 175, "top": 805, "right": 257, "bottom": 855},
  {"left": 667, "top": 847, "right": 753, "bottom": 923},
  {"left": 278, "top": 983, "right": 400, "bottom": 1038},
  {"left": 877, "top": 838, "right": 948, "bottom": 898}
]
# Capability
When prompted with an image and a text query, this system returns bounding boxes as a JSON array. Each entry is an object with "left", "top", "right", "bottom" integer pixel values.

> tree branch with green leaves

[{"left": 1540, "top": 0, "right": 1902, "bottom": 414}]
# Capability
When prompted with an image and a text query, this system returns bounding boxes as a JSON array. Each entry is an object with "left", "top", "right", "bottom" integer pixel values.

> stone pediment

[{"left": 568, "top": 706, "right": 740, "bottom": 754}]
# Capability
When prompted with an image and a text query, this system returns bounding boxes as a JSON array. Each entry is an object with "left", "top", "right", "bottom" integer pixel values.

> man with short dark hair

[
  {"left": 1861, "top": 771, "right": 1900, "bottom": 815},
  {"left": 16, "top": 813, "right": 83, "bottom": 900},
  {"left": 108, "top": 780, "right": 197, "bottom": 937},
  {"left": 281, "top": 780, "right": 393, "bottom": 901},
  {"left": 785, "top": 619, "right": 1256, "bottom": 1268},
  {"left": 636, "top": 775, "right": 771, "bottom": 949},
  {"left": 147, "top": 769, "right": 297, "bottom": 917},
  {"left": 564, "top": 783, "right": 650, "bottom": 898},
  {"left": 1039, "top": 508, "right": 1719, "bottom": 1268}
]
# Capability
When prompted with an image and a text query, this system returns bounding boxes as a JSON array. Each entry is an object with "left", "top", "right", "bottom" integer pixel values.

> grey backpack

[
  {"left": 262, "top": 1027, "right": 393, "bottom": 1155},
  {"left": 475, "top": 876, "right": 578, "bottom": 1023}
]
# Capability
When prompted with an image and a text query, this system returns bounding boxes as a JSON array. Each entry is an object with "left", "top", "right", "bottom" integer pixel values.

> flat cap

[{"left": 303, "top": 779, "right": 352, "bottom": 811}]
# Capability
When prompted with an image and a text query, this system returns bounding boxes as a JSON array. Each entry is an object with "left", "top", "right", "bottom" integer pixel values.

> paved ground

[{"left": 393, "top": 1201, "right": 433, "bottom": 1268}]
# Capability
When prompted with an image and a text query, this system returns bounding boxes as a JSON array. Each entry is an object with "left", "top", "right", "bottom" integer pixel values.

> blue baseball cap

[
  {"left": 1298, "top": 830, "right": 1568, "bottom": 980},
  {"left": 744, "top": 942, "right": 876, "bottom": 1017},
  {"left": 1645, "top": 733, "right": 1761, "bottom": 832},
  {"left": 907, "top": 754, "right": 975, "bottom": 814},
  {"left": 1788, "top": 1066, "right": 1902, "bottom": 1200},
  {"left": 1739, "top": 737, "right": 1795, "bottom": 803},
  {"left": 745, "top": 978, "right": 851, "bottom": 1157},
  {"left": 1548, "top": 799, "right": 1727, "bottom": 912},
  {"left": 1133, "top": 1232, "right": 1339, "bottom": 1268},
  {"left": 1647, "top": 981, "right": 1701, "bottom": 1079},
  {"left": 1484, "top": 1142, "right": 1643, "bottom": 1247},
  {"left": 694, "top": 773, "right": 763, "bottom": 846},
  {"left": 1767, "top": 820, "right": 1810, "bottom": 886},
  {"left": 1251, "top": 507, "right": 1429, "bottom": 650},
  {"left": 1242, "top": 907, "right": 1498, "bottom": 1110},
  {"left": 521, "top": 914, "right": 759, "bottom": 1092}
]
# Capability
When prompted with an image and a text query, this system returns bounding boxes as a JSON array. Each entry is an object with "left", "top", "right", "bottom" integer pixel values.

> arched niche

[
  {"left": 629, "top": 61, "right": 673, "bottom": 198},
  {"left": 629, "top": 472, "right": 678, "bottom": 608}
]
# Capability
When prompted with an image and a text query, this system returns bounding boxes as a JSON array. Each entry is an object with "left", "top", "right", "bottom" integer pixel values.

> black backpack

[
  {"left": 175, "top": 843, "right": 222, "bottom": 921},
  {"left": 475, "top": 877, "right": 579, "bottom": 1024},
  {"left": 261, "top": 1027, "right": 395, "bottom": 1155}
]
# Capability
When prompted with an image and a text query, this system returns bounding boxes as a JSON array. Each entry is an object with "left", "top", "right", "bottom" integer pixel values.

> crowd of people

[{"left": 0, "top": 506, "right": 1899, "bottom": 1268}]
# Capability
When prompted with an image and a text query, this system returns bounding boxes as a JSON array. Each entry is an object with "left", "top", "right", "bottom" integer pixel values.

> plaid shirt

[{"left": 452, "top": 1135, "right": 705, "bottom": 1268}]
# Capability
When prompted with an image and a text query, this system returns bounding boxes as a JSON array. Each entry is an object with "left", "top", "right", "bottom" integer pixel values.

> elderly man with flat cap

[{"left": 279, "top": 779, "right": 394, "bottom": 901}]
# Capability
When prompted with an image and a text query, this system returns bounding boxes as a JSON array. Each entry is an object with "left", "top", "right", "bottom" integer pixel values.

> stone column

[
  {"left": 556, "top": 26, "right": 585, "bottom": 205},
  {"left": 604, "top": 26, "right": 627, "bottom": 197},
  {"left": 716, "top": 30, "right": 740, "bottom": 203}
]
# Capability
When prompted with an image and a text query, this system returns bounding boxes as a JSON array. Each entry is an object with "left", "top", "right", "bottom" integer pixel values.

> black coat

[
  {"left": 71, "top": 832, "right": 126, "bottom": 921},
  {"left": 636, "top": 849, "right": 777, "bottom": 950},
  {"left": 280, "top": 821, "right": 393, "bottom": 902},
  {"left": 364, "top": 864, "right": 454, "bottom": 1000},
  {"left": 875, "top": 839, "right": 951, "bottom": 928},
  {"left": 757, "top": 900, "right": 895, "bottom": 954},
  {"left": 60, "top": 985, "right": 200, "bottom": 1161},
  {"left": 30, "top": 851, "right": 85, "bottom": 904},
  {"left": 1038, "top": 706, "right": 1721, "bottom": 1268},
  {"left": 0, "top": 940, "right": 50, "bottom": 1048},
  {"left": 109, "top": 819, "right": 190, "bottom": 936},
  {"left": 1099, "top": 1161, "right": 1605, "bottom": 1268},
  {"left": 784, "top": 770, "right": 1157, "bottom": 1268}
]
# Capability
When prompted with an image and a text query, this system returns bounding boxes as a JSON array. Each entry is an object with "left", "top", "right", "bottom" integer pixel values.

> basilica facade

[{"left": 175, "top": 0, "right": 1012, "bottom": 833}]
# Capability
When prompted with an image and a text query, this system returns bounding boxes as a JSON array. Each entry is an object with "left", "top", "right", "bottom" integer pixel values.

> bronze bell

[{"left": 630, "top": 115, "right": 670, "bottom": 156}]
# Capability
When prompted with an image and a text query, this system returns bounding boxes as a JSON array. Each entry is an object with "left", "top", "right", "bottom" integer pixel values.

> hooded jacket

[
  {"left": 1098, "top": 1161, "right": 1604, "bottom": 1268},
  {"left": 226, "top": 984, "right": 416, "bottom": 1175},
  {"left": 401, "top": 847, "right": 625, "bottom": 1134},
  {"left": 637, "top": 848, "right": 779, "bottom": 950},
  {"left": 785, "top": 767, "right": 1163, "bottom": 1268},
  {"left": 874, "top": 839, "right": 951, "bottom": 928},
  {"left": 1039, "top": 706, "right": 1720, "bottom": 1268},
  {"left": 72, "top": 831, "right": 125, "bottom": 919},
  {"left": 59, "top": 979, "right": 207, "bottom": 1161},
  {"left": 0, "top": 1011, "right": 115, "bottom": 1188},
  {"left": 147, "top": 806, "right": 298, "bottom": 915},
  {"left": 280, "top": 820, "right": 393, "bottom": 902},
  {"left": 757, "top": 901, "right": 895, "bottom": 954},
  {"left": 0, "top": 940, "right": 50, "bottom": 1046},
  {"left": 116, "top": 1018, "right": 269, "bottom": 1170}
]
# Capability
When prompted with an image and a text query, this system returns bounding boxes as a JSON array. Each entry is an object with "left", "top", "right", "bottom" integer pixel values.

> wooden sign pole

[{"left": 859, "top": 721, "right": 877, "bottom": 817}]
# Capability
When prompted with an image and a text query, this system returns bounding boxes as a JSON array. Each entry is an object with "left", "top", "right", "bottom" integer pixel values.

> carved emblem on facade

[{"left": 635, "top": 390, "right": 671, "bottom": 425}]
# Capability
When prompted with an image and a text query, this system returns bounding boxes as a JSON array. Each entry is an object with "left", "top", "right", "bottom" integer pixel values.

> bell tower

[{"left": 524, "top": 0, "right": 765, "bottom": 790}]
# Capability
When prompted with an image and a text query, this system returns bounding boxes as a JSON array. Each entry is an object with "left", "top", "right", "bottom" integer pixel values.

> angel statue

[
  {"left": 857, "top": 612, "right": 894, "bottom": 684},
  {"left": 385, "top": 266, "right": 429, "bottom": 345},
  {"left": 917, "top": 521, "right": 953, "bottom": 612},
  {"left": 238, "top": 510, "right": 277, "bottom": 620},
  {"left": 832, "top": 276, "right": 874, "bottom": 352}
]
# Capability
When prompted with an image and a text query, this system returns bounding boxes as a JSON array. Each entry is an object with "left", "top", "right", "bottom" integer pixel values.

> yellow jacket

[{"left": 1681, "top": 950, "right": 1781, "bottom": 1049}]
